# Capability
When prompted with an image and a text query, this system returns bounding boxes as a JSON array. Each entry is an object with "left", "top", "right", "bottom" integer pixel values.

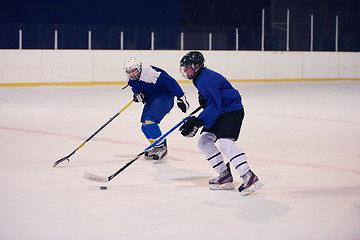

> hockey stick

[
  {"left": 83, "top": 106, "right": 202, "bottom": 183},
  {"left": 53, "top": 100, "right": 134, "bottom": 167}
]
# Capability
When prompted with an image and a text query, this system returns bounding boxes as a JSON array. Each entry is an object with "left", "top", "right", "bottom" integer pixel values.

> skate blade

[
  {"left": 153, "top": 155, "right": 167, "bottom": 164},
  {"left": 144, "top": 155, "right": 153, "bottom": 160},
  {"left": 152, "top": 151, "right": 167, "bottom": 164},
  {"left": 209, "top": 182, "right": 235, "bottom": 190},
  {"left": 239, "top": 181, "right": 263, "bottom": 196}
]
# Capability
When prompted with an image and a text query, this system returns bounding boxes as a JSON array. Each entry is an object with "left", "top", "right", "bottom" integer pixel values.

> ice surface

[{"left": 0, "top": 81, "right": 359, "bottom": 240}]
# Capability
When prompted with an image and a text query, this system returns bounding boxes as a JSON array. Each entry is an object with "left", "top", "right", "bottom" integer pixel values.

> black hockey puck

[{"left": 100, "top": 186, "right": 107, "bottom": 190}]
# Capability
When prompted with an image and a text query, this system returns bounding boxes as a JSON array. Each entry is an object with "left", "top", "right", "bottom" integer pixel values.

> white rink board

[
  {"left": 42, "top": 50, "right": 93, "bottom": 82},
  {"left": 0, "top": 50, "right": 359, "bottom": 84}
]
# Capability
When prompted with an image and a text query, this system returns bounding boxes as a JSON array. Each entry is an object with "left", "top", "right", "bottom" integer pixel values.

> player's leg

[
  {"left": 198, "top": 132, "right": 234, "bottom": 190},
  {"left": 140, "top": 103, "right": 157, "bottom": 157},
  {"left": 217, "top": 109, "right": 263, "bottom": 195},
  {"left": 142, "top": 118, "right": 167, "bottom": 160},
  {"left": 139, "top": 104, "right": 153, "bottom": 157},
  {"left": 142, "top": 96, "right": 173, "bottom": 160}
]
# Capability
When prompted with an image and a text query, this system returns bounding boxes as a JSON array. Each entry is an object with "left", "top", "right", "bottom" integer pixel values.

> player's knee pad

[
  {"left": 219, "top": 138, "right": 241, "bottom": 158},
  {"left": 198, "top": 132, "right": 217, "bottom": 152}
]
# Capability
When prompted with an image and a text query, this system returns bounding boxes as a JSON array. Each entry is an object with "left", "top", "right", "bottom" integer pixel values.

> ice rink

[{"left": 0, "top": 81, "right": 359, "bottom": 240}]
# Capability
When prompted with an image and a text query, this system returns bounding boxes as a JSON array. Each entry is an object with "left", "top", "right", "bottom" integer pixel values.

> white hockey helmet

[{"left": 124, "top": 57, "right": 142, "bottom": 80}]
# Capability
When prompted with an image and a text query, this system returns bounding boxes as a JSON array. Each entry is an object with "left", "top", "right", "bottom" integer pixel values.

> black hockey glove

[
  {"left": 133, "top": 93, "right": 145, "bottom": 103},
  {"left": 177, "top": 95, "right": 190, "bottom": 113},
  {"left": 180, "top": 116, "right": 203, "bottom": 138},
  {"left": 198, "top": 92, "right": 207, "bottom": 109}
]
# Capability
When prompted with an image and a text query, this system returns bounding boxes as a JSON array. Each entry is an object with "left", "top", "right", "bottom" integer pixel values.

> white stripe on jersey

[{"left": 139, "top": 66, "right": 161, "bottom": 84}]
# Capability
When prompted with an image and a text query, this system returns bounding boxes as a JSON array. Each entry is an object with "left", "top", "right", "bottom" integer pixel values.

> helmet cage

[
  {"left": 124, "top": 57, "right": 142, "bottom": 80},
  {"left": 180, "top": 51, "right": 204, "bottom": 79}
]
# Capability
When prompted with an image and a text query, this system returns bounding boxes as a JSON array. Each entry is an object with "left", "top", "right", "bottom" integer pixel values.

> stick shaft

[
  {"left": 53, "top": 100, "right": 134, "bottom": 167},
  {"left": 85, "top": 106, "right": 203, "bottom": 182},
  {"left": 83, "top": 100, "right": 133, "bottom": 145}
]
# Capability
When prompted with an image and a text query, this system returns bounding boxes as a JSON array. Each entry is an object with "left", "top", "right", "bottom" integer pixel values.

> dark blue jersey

[
  {"left": 194, "top": 68, "right": 243, "bottom": 129},
  {"left": 127, "top": 65, "right": 184, "bottom": 103}
]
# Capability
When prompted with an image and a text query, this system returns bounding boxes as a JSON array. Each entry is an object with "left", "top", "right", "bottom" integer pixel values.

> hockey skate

[
  {"left": 144, "top": 142, "right": 167, "bottom": 162},
  {"left": 144, "top": 147, "right": 154, "bottom": 159},
  {"left": 209, "top": 162, "right": 235, "bottom": 190},
  {"left": 238, "top": 169, "right": 263, "bottom": 196}
]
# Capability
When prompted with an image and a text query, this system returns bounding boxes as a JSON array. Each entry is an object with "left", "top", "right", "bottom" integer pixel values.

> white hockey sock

[
  {"left": 219, "top": 138, "right": 249, "bottom": 176},
  {"left": 198, "top": 132, "right": 226, "bottom": 174}
]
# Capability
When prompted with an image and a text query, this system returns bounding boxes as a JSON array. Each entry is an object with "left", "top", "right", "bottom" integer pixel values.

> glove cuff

[{"left": 195, "top": 118, "right": 203, "bottom": 127}]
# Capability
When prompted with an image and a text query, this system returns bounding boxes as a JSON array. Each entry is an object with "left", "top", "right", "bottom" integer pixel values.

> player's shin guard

[
  {"left": 141, "top": 124, "right": 154, "bottom": 158},
  {"left": 219, "top": 138, "right": 263, "bottom": 195},
  {"left": 219, "top": 138, "right": 249, "bottom": 176},
  {"left": 198, "top": 132, "right": 227, "bottom": 174},
  {"left": 143, "top": 120, "right": 164, "bottom": 144}
]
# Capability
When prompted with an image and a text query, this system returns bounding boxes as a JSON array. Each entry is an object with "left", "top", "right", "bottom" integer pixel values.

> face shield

[
  {"left": 124, "top": 57, "right": 142, "bottom": 80},
  {"left": 180, "top": 64, "right": 195, "bottom": 79}
]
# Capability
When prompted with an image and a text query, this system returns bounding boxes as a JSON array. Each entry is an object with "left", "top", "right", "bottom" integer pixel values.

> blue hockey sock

[
  {"left": 141, "top": 124, "right": 152, "bottom": 140},
  {"left": 143, "top": 118, "right": 165, "bottom": 146}
]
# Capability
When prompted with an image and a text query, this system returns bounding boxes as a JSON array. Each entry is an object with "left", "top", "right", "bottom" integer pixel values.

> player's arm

[
  {"left": 159, "top": 74, "right": 190, "bottom": 113},
  {"left": 196, "top": 84, "right": 221, "bottom": 129}
]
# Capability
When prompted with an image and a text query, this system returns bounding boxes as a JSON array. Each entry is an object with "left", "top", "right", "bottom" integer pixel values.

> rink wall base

[{"left": 0, "top": 50, "right": 359, "bottom": 87}]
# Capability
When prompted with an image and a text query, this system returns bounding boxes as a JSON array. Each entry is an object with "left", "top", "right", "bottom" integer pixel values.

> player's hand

[
  {"left": 177, "top": 95, "right": 190, "bottom": 113},
  {"left": 133, "top": 93, "right": 145, "bottom": 103},
  {"left": 180, "top": 116, "right": 203, "bottom": 137}
]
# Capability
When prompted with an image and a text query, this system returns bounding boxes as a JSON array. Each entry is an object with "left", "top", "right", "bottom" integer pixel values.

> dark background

[{"left": 0, "top": 0, "right": 359, "bottom": 51}]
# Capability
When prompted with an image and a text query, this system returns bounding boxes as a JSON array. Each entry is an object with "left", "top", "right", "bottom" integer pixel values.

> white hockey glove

[
  {"left": 179, "top": 116, "right": 203, "bottom": 138},
  {"left": 177, "top": 95, "right": 190, "bottom": 113},
  {"left": 133, "top": 93, "right": 145, "bottom": 103}
]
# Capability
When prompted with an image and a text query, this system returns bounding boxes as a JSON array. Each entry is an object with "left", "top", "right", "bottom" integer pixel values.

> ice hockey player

[
  {"left": 124, "top": 57, "right": 190, "bottom": 161},
  {"left": 179, "top": 51, "right": 263, "bottom": 195}
]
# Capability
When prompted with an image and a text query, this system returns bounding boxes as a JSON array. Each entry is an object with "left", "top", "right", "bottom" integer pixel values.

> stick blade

[
  {"left": 53, "top": 157, "right": 69, "bottom": 167},
  {"left": 83, "top": 172, "right": 109, "bottom": 183}
]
